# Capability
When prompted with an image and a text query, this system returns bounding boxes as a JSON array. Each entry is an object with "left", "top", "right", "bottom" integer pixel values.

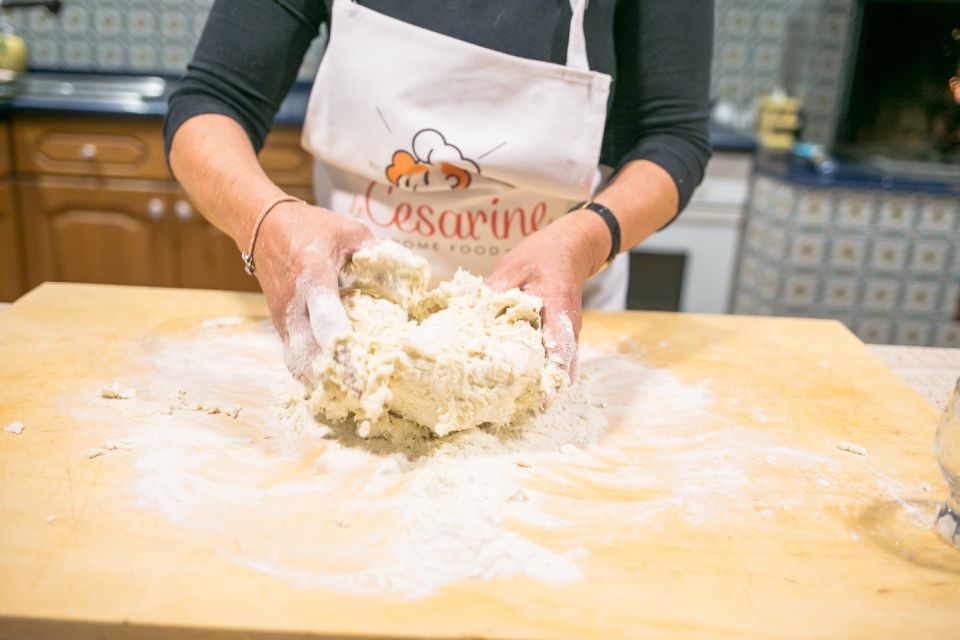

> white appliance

[{"left": 633, "top": 151, "right": 753, "bottom": 314}]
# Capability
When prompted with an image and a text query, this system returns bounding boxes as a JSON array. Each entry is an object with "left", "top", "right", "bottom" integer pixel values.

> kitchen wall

[
  {"left": 734, "top": 177, "right": 960, "bottom": 348},
  {"left": 4, "top": 0, "right": 326, "bottom": 83},
  {"left": 8, "top": 0, "right": 850, "bottom": 144}
]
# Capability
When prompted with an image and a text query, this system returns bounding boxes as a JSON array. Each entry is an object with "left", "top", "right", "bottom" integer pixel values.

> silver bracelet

[{"left": 241, "top": 195, "right": 304, "bottom": 275}]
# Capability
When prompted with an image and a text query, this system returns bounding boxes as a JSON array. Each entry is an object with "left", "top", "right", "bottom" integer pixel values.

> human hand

[
  {"left": 250, "top": 202, "right": 373, "bottom": 380},
  {"left": 486, "top": 210, "right": 610, "bottom": 379}
]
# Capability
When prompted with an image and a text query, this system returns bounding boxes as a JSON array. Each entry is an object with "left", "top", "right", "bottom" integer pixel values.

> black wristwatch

[{"left": 567, "top": 200, "right": 621, "bottom": 267}]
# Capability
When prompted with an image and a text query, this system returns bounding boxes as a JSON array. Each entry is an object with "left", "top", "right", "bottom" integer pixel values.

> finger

[
  {"left": 283, "top": 285, "right": 321, "bottom": 381},
  {"left": 541, "top": 295, "right": 581, "bottom": 381},
  {"left": 485, "top": 260, "right": 529, "bottom": 293},
  {"left": 305, "top": 283, "right": 351, "bottom": 352}
]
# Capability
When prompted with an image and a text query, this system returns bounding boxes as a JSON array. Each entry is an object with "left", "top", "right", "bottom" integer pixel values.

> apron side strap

[{"left": 565, "top": 0, "right": 590, "bottom": 71}]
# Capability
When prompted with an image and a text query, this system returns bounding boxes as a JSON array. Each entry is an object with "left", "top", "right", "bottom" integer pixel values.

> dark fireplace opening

[{"left": 834, "top": 0, "right": 960, "bottom": 176}]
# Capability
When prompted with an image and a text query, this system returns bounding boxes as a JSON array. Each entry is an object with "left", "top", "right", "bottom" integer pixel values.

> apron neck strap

[{"left": 566, "top": 0, "right": 590, "bottom": 71}]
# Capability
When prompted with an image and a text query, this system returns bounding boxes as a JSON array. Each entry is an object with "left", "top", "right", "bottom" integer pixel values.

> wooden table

[{"left": 1, "top": 283, "right": 957, "bottom": 639}]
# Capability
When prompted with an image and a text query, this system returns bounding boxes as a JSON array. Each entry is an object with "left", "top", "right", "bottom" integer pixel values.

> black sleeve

[
  {"left": 163, "top": 0, "right": 327, "bottom": 158},
  {"left": 602, "top": 0, "right": 714, "bottom": 216}
]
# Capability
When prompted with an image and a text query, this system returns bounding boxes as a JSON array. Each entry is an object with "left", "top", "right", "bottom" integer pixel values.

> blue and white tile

[
  {"left": 61, "top": 6, "right": 90, "bottom": 35},
  {"left": 936, "top": 324, "right": 960, "bottom": 349},
  {"left": 855, "top": 318, "right": 893, "bottom": 344},
  {"left": 908, "top": 240, "right": 949, "bottom": 274},
  {"left": 868, "top": 238, "right": 907, "bottom": 272},
  {"left": 127, "top": 9, "right": 156, "bottom": 37},
  {"left": 788, "top": 233, "right": 826, "bottom": 266},
  {"left": 829, "top": 236, "right": 866, "bottom": 270},
  {"left": 876, "top": 195, "right": 916, "bottom": 231},
  {"left": 835, "top": 192, "right": 875, "bottom": 228},
  {"left": 783, "top": 274, "right": 818, "bottom": 306},
  {"left": 902, "top": 282, "right": 939, "bottom": 314},
  {"left": 95, "top": 42, "right": 125, "bottom": 70},
  {"left": 63, "top": 42, "right": 93, "bottom": 68},
  {"left": 823, "top": 277, "right": 858, "bottom": 309},
  {"left": 917, "top": 198, "right": 957, "bottom": 234},
  {"left": 895, "top": 321, "right": 933, "bottom": 347},
  {"left": 795, "top": 190, "right": 832, "bottom": 227},
  {"left": 861, "top": 279, "right": 899, "bottom": 311},
  {"left": 94, "top": 7, "right": 123, "bottom": 38}
]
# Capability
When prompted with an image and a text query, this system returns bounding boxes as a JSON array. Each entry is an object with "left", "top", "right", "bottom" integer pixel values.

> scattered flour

[
  {"left": 4, "top": 421, "right": 24, "bottom": 434},
  {"left": 72, "top": 319, "right": 884, "bottom": 600}
]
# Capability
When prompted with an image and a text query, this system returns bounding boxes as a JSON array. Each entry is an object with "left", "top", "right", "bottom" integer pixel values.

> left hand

[{"left": 486, "top": 210, "right": 611, "bottom": 379}]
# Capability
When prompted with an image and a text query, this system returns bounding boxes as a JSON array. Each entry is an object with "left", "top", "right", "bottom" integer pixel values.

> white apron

[{"left": 302, "top": 0, "right": 629, "bottom": 310}]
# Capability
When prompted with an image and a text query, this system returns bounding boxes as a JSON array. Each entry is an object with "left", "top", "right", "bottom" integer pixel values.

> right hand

[{"left": 250, "top": 202, "right": 373, "bottom": 380}]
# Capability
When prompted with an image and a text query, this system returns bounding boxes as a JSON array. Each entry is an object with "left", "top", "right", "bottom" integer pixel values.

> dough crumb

[
  {"left": 100, "top": 381, "right": 136, "bottom": 400},
  {"left": 836, "top": 441, "right": 868, "bottom": 456},
  {"left": 515, "top": 456, "right": 534, "bottom": 468},
  {"left": 201, "top": 315, "right": 245, "bottom": 329},
  {"left": 86, "top": 447, "right": 106, "bottom": 459},
  {"left": 44, "top": 515, "right": 56, "bottom": 524},
  {"left": 335, "top": 517, "right": 351, "bottom": 528},
  {"left": 508, "top": 490, "right": 531, "bottom": 503},
  {"left": 4, "top": 421, "right": 24, "bottom": 434}
]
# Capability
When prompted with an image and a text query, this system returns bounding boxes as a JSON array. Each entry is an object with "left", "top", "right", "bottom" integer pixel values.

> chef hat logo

[{"left": 386, "top": 129, "right": 479, "bottom": 191}]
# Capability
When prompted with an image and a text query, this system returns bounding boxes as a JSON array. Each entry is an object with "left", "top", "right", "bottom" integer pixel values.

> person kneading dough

[{"left": 164, "top": 0, "right": 713, "bottom": 385}]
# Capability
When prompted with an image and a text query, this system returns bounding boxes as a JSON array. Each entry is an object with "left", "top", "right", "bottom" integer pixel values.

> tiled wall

[
  {"left": 5, "top": 0, "right": 326, "bottom": 82},
  {"left": 713, "top": 0, "right": 854, "bottom": 144},
  {"left": 8, "top": 0, "right": 849, "bottom": 143},
  {"left": 734, "top": 176, "right": 960, "bottom": 347}
]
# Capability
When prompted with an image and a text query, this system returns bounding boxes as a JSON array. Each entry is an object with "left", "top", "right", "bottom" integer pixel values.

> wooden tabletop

[{"left": 1, "top": 283, "right": 957, "bottom": 639}]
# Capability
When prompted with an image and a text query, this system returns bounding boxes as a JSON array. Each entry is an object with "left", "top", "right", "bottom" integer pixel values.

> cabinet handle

[
  {"left": 174, "top": 199, "right": 193, "bottom": 221},
  {"left": 147, "top": 198, "right": 165, "bottom": 219},
  {"left": 79, "top": 143, "right": 98, "bottom": 161}
]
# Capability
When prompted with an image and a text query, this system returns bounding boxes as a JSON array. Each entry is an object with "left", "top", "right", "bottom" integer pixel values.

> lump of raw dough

[{"left": 308, "top": 241, "right": 567, "bottom": 439}]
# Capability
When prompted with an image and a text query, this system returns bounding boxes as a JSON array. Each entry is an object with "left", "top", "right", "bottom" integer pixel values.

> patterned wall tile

[
  {"left": 735, "top": 174, "right": 960, "bottom": 347},
  {"left": 909, "top": 240, "right": 950, "bottom": 275}
]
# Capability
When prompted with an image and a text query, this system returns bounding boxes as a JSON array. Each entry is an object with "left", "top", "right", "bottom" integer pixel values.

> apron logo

[{"left": 385, "top": 129, "right": 480, "bottom": 192}]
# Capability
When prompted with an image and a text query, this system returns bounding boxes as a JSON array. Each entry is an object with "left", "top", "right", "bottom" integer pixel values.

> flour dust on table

[{"left": 60, "top": 304, "right": 925, "bottom": 600}]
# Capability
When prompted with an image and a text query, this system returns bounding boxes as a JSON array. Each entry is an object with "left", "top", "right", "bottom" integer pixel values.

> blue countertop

[
  {"left": 0, "top": 74, "right": 757, "bottom": 153},
  {"left": 756, "top": 150, "right": 960, "bottom": 196}
]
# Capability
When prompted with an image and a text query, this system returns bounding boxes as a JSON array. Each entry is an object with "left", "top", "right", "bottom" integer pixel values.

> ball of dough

[{"left": 308, "top": 241, "right": 567, "bottom": 439}]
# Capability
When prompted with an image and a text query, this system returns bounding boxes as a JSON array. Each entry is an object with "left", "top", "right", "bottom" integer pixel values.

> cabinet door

[
  {"left": 13, "top": 115, "right": 169, "bottom": 180},
  {"left": 19, "top": 177, "right": 176, "bottom": 288},
  {"left": 173, "top": 195, "right": 261, "bottom": 293},
  {"left": 0, "top": 121, "right": 11, "bottom": 177},
  {"left": 0, "top": 179, "right": 24, "bottom": 301}
]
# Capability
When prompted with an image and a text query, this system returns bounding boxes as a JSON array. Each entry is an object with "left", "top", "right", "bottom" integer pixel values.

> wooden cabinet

[
  {"left": 13, "top": 115, "right": 169, "bottom": 180},
  {"left": 176, "top": 197, "right": 261, "bottom": 293},
  {"left": 9, "top": 114, "right": 315, "bottom": 293},
  {"left": 0, "top": 178, "right": 24, "bottom": 301},
  {"left": 19, "top": 177, "right": 177, "bottom": 288},
  {"left": 0, "top": 121, "right": 11, "bottom": 176}
]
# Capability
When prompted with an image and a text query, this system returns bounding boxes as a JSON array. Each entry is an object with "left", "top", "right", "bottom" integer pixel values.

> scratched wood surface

[{"left": 0, "top": 283, "right": 957, "bottom": 640}]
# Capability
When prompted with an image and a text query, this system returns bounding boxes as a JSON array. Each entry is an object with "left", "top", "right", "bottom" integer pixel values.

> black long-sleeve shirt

[{"left": 164, "top": 0, "right": 713, "bottom": 212}]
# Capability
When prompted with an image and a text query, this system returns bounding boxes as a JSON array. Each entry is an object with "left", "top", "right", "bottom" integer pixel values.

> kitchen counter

[
  {"left": 0, "top": 72, "right": 757, "bottom": 152},
  {"left": 1, "top": 283, "right": 955, "bottom": 639},
  {"left": 869, "top": 345, "right": 959, "bottom": 413}
]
